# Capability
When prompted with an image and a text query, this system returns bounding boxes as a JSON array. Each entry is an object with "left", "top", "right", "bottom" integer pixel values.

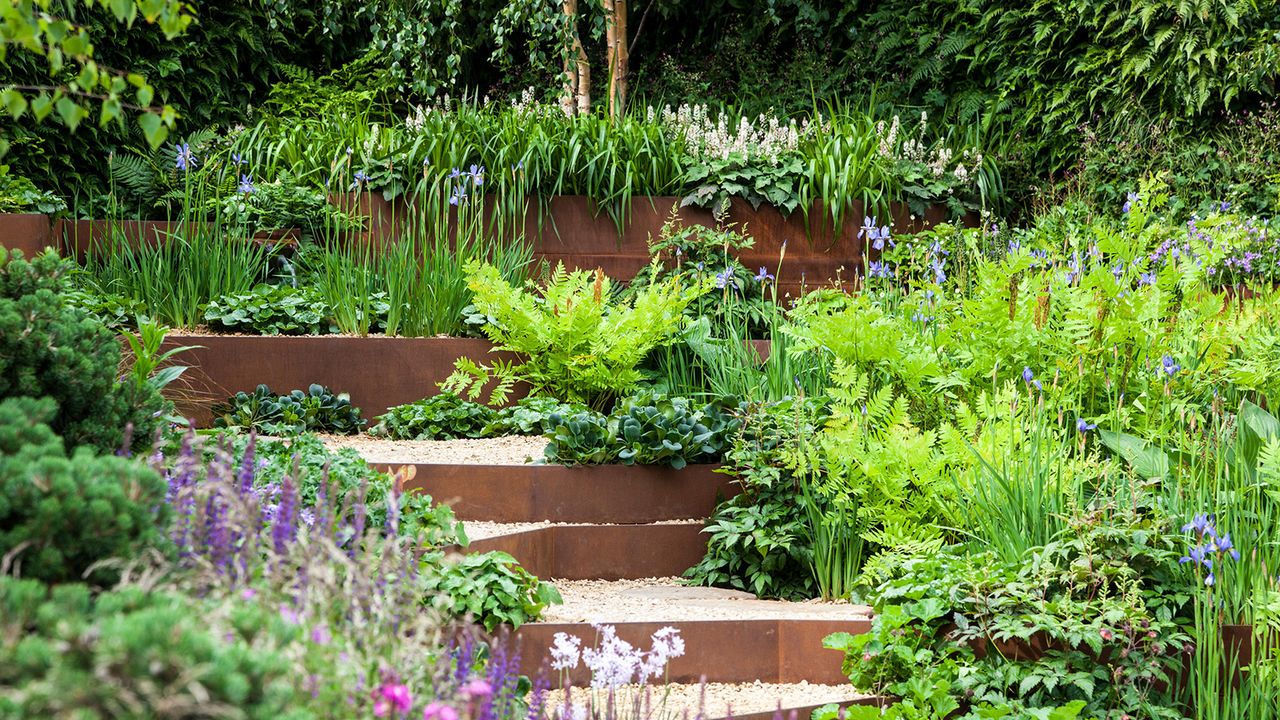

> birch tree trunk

[
  {"left": 560, "top": 0, "right": 591, "bottom": 115},
  {"left": 604, "top": 0, "right": 628, "bottom": 120}
]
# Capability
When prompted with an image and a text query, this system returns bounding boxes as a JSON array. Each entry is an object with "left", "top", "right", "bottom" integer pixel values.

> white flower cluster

[
  {"left": 876, "top": 111, "right": 982, "bottom": 185},
  {"left": 548, "top": 624, "right": 686, "bottom": 689},
  {"left": 656, "top": 103, "right": 812, "bottom": 164}
]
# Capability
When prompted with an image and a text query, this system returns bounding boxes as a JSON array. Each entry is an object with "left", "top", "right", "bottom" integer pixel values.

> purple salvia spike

[
  {"left": 238, "top": 433, "right": 257, "bottom": 496},
  {"left": 273, "top": 475, "right": 298, "bottom": 556}
]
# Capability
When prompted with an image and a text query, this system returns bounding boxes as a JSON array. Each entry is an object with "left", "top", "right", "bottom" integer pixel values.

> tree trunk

[
  {"left": 560, "top": 0, "right": 591, "bottom": 115},
  {"left": 604, "top": 0, "right": 628, "bottom": 120},
  {"left": 560, "top": 0, "right": 577, "bottom": 116}
]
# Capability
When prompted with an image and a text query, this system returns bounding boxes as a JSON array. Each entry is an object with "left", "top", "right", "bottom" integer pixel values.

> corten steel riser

[
  {"left": 0, "top": 214, "right": 56, "bottom": 257},
  {"left": 509, "top": 618, "right": 871, "bottom": 686},
  {"left": 159, "top": 334, "right": 518, "bottom": 426},
  {"left": 152, "top": 335, "right": 770, "bottom": 428},
  {"left": 461, "top": 524, "right": 709, "bottom": 581},
  {"left": 382, "top": 462, "right": 738, "bottom": 524}
]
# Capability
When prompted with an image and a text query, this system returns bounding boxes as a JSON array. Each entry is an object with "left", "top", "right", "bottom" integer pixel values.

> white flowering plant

[{"left": 875, "top": 112, "right": 987, "bottom": 217}]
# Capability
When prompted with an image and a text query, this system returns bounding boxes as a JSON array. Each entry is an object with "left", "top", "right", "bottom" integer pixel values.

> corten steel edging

[
  {"left": 328, "top": 193, "right": 964, "bottom": 288},
  {"left": 158, "top": 334, "right": 518, "bottom": 427},
  {"left": 461, "top": 524, "right": 709, "bottom": 580},
  {"left": 382, "top": 462, "right": 738, "bottom": 523},
  {"left": 0, "top": 214, "right": 54, "bottom": 257},
  {"left": 509, "top": 618, "right": 870, "bottom": 685}
]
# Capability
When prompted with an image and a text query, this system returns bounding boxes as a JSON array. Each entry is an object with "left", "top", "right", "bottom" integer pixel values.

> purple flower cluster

[
  {"left": 448, "top": 165, "right": 485, "bottom": 206},
  {"left": 1179, "top": 513, "right": 1240, "bottom": 586}
]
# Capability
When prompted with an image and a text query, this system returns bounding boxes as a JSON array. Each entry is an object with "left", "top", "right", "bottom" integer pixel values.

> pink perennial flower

[
  {"left": 373, "top": 682, "right": 413, "bottom": 717},
  {"left": 422, "top": 702, "right": 458, "bottom": 720},
  {"left": 460, "top": 678, "right": 493, "bottom": 700}
]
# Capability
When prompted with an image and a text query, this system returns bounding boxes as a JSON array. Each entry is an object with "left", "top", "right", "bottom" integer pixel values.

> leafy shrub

[
  {"left": 204, "top": 284, "right": 335, "bottom": 335},
  {"left": 0, "top": 167, "right": 65, "bottom": 214},
  {"left": 483, "top": 395, "right": 588, "bottom": 436},
  {"left": 0, "top": 577, "right": 304, "bottom": 718},
  {"left": 612, "top": 393, "right": 742, "bottom": 469},
  {"left": 212, "top": 384, "right": 365, "bottom": 435},
  {"left": 825, "top": 501, "right": 1191, "bottom": 719},
  {"left": 0, "top": 249, "right": 166, "bottom": 451},
  {"left": 420, "top": 550, "right": 562, "bottom": 632},
  {"left": 684, "top": 479, "right": 816, "bottom": 600},
  {"left": 371, "top": 393, "right": 498, "bottom": 440},
  {"left": 0, "top": 397, "right": 169, "bottom": 584},
  {"left": 543, "top": 410, "right": 617, "bottom": 466},
  {"left": 542, "top": 393, "right": 741, "bottom": 468},
  {"left": 214, "top": 172, "right": 361, "bottom": 240},
  {"left": 445, "top": 261, "right": 703, "bottom": 410}
]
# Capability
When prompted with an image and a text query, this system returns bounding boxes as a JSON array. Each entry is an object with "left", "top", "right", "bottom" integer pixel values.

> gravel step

[{"left": 537, "top": 682, "right": 876, "bottom": 719}]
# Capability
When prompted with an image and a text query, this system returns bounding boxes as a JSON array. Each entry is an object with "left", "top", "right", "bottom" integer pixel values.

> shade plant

[{"left": 445, "top": 260, "right": 706, "bottom": 410}]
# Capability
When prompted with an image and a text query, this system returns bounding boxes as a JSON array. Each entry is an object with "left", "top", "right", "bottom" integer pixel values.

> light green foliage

[
  {"left": 0, "top": 249, "right": 165, "bottom": 451},
  {"left": 445, "top": 261, "right": 704, "bottom": 409},
  {"left": 0, "top": 0, "right": 193, "bottom": 151},
  {"left": 0, "top": 397, "right": 168, "bottom": 585},
  {"left": 0, "top": 577, "right": 306, "bottom": 719},
  {"left": 204, "top": 284, "right": 335, "bottom": 336},
  {"left": 0, "top": 166, "right": 64, "bottom": 214},
  {"left": 419, "top": 550, "right": 562, "bottom": 632}
]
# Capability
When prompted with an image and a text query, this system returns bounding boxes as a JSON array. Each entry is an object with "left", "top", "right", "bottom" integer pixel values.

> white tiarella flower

[{"left": 549, "top": 632, "right": 582, "bottom": 671}]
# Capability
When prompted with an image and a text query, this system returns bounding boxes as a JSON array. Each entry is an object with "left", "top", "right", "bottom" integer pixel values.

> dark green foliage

[
  {"left": 0, "top": 397, "right": 169, "bottom": 585},
  {"left": 0, "top": 577, "right": 305, "bottom": 719},
  {"left": 212, "top": 384, "right": 365, "bottom": 435},
  {"left": 612, "top": 393, "right": 742, "bottom": 469},
  {"left": 543, "top": 393, "right": 741, "bottom": 468},
  {"left": 483, "top": 395, "right": 588, "bottom": 437},
  {"left": 825, "top": 503, "right": 1192, "bottom": 719},
  {"left": 204, "top": 284, "right": 335, "bottom": 335},
  {"left": 419, "top": 550, "right": 562, "bottom": 632},
  {"left": 684, "top": 479, "right": 816, "bottom": 600},
  {"left": 372, "top": 393, "right": 498, "bottom": 440},
  {"left": 0, "top": 249, "right": 166, "bottom": 451},
  {"left": 843, "top": 0, "right": 1280, "bottom": 171},
  {"left": 686, "top": 396, "right": 831, "bottom": 599},
  {"left": 543, "top": 410, "right": 618, "bottom": 466}
]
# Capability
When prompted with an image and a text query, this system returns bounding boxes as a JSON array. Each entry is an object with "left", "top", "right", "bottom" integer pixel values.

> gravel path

[
  {"left": 540, "top": 577, "right": 873, "bottom": 623},
  {"left": 322, "top": 435, "right": 549, "bottom": 465},
  {"left": 538, "top": 682, "right": 871, "bottom": 717}
]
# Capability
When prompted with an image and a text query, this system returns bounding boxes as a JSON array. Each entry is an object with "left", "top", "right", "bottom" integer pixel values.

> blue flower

[
  {"left": 859, "top": 216, "right": 893, "bottom": 251},
  {"left": 238, "top": 174, "right": 255, "bottom": 194},
  {"left": 174, "top": 143, "right": 196, "bottom": 172},
  {"left": 1022, "top": 367, "right": 1042, "bottom": 391},
  {"left": 912, "top": 312, "right": 933, "bottom": 325},
  {"left": 1076, "top": 418, "right": 1096, "bottom": 433},
  {"left": 1219, "top": 201, "right": 1231, "bottom": 212},
  {"left": 1214, "top": 534, "right": 1241, "bottom": 561},
  {"left": 469, "top": 164, "right": 485, "bottom": 185},
  {"left": 1180, "top": 544, "right": 1212, "bottom": 569},
  {"left": 868, "top": 260, "right": 894, "bottom": 279},
  {"left": 1160, "top": 354, "right": 1181, "bottom": 378},
  {"left": 231, "top": 153, "right": 244, "bottom": 166},
  {"left": 449, "top": 185, "right": 468, "bottom": 206},
  {"left": 1181, "top": 513, "right": 1216, "bottom": 537},
  {"left": 1122, "top": 192, "right": 1138, "bottom": 214},
  {"left": 754, "top": 266, "right": 774, "bottom": 284},
  {"left": 348, "top": 171, "right": 370, "bottom": 191},
  {"left": 1139, "top": 272, "right": 1157, "bottom": 286},
  {"left": 714, "top": 268, "right": 738, "bottom": 290}
]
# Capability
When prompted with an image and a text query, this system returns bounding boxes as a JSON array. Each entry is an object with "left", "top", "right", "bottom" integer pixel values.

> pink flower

[
  {"left": 373, "top": 682, "right": 413, "bottom": 717},
  {"left": 423, "top": 702, "right": 458, "bottom": 720},
  {"left": 460, "top": 679, "right": 493, "bottom": 700}
]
